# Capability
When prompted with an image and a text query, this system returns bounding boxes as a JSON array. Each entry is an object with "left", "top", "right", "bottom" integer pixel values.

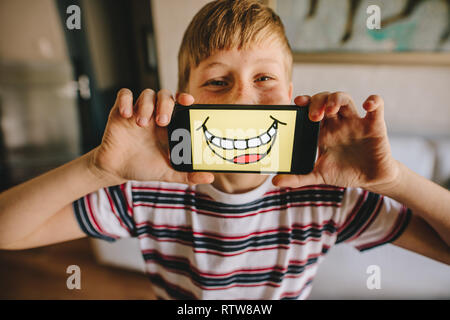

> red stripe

[
  {"left": 147, "top": 272, "right": 198, "bottom": 299},
  {"left": 84, "top": 195, "right": 103, "bottom": 234},
  {"left": 345, "top": 195, "right": 384, "bottom": 243},
  {"left": 142, "top": 247, "right": 330, "bottom": 274},
  {"left": 338, "top": 190, "right": 368, "bottom": 233},
  {"left": 135, "top": 219, "right": 338, "bottom": 240},
  {"left": 143, "top": 248, "right": 323, "bottom": 277},
  {"left": 132, "top": 186, "right": 212, "bottom": 199},
  {"left": 150, "top": 272, "right": 316, "bottom": 298},
  {"left": 149, "top": 270, "right": 279, "bottom": 293},
  {"left": 138, "top": 232, "right": 334, "bottom": 251},
  {"left": 132, "top": 185, "right": 342, "bottom": 202},
  {"left": 134, "top": 201, "right": 341, "bottom": 219},
  {"left": 203, "top": 281, "right": 281, "bottom": 290},
  {"left": 292, "top": 220, "right": 338, "bottom": 229},
  {"left": 132, "top": 184, "right": 344, "bottom": 195},
  {"left": 120, "top": 183, "right": 134, "bottom": 217},
  {"left": 201, "top": 245, "right": 291, "bottom": 257},
  {"left": 136, "top": 221, "right": 193, "bottom": 230},
  {"left": 144, "top": 250, "right": 323, "bottom": 291},
  {"left": 85, "top": 195, "right": 118, "bottom": 240},
  {"left": 356, "top": 206, "right": 407, "bottom": 251},
  {"left": 278, "top": 276, "right": 315, "bottom": 299},
  {"left": 104, "top": 188, "right": 131, "bottom": 233},
  {"left": 195, "top": 243, "right": 330, "bottom": 257}
]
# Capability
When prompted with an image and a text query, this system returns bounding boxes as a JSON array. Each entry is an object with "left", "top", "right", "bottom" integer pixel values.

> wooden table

[{"left": 0, "top": 238, "right": 156, "bottom": 299}]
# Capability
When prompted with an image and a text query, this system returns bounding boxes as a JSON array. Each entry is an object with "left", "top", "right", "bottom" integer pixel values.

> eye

[
  {"left": 255, "top": 75, "right": 273, "bottom": 82},
  {"left": 204, "top": 79, "right": 228, "bottom": 87}
]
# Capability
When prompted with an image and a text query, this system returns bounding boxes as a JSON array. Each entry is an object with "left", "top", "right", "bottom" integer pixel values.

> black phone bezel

[{"left": 167, "top": 104, "right": 320, "bottom": 174}]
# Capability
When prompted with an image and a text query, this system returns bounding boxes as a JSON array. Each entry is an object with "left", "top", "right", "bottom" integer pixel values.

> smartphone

[{"left": 167, "top": 104, "right": 320, "bottom": 174}]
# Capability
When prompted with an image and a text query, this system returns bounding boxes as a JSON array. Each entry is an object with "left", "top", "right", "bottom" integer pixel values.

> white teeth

[
  {"left": 211, "top": 137, "right": 221, "bottom": 147},
  {"left": 204, "top": 119, "right": 278, "bottom": 150},
  {"left": 268, "top": 127, "right": 276, "bottom": 137},
  {"left": 247, "top": 137, "right": 260, "bottom": 148},
  {"left": 260, "top": 133, "right": 270, "bottom": 144},
  {"left": 234, "top": 140, "right": 247, "bottom": 150},
  {"left": 221, "top": 138, "right": 234, "bottom": 149},
  {"left": 259, "top": 133, "right": 271, "bottom": 144}
]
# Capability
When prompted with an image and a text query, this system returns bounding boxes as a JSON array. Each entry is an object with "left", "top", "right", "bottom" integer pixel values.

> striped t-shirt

[{"left": 73, "top": 176, "right": 411, "bottom": 300}]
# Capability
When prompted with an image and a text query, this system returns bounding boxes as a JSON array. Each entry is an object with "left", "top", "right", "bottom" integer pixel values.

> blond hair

[{"left": 177, "top": 0, "right": 293, "bottom": 93}]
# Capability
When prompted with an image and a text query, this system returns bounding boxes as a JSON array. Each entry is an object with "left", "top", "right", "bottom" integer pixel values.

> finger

[
  {"left": 308, "top": 92, "right": 330, "bottom": 122},
  {"left": 116, "top": 88, "right": 134, "bottom": 118},
  {"left": 272, "top": 171, "right": 324, "bottom": 188},
  {"left": 325, "top": 91, "right": 359, "bottom": 118},
  {"left": 156, "top": 89, "right": 176, "bottom": 126},
  {"left": 176, "top": 92, "right": 195, "bottom": 106},
  {"left": 187, "top": 172, "right": 215, "bottom": 185},
  {"left": 294, "top": 95, "right": 311, "bottom": 107},
  {"left": 135, "top": 89, "right": 156, "bottom": 127},
  {"left": 363, "top": 95, "right": 384, "bottom": 120}
]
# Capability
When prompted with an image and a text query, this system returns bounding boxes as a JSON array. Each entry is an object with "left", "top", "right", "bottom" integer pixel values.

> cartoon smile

[{"left": 197, "top": 116, "right": 286, "bottom": 164}]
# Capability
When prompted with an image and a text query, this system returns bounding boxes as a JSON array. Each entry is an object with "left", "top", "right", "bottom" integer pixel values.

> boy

[{"left": 0, "top": 0, "right": 449, "bottom": 299}]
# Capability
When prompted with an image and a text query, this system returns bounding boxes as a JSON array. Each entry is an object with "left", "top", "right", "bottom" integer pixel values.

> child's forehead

[{"left": 197, "top": 43, "right": 288, "bottom": 70}]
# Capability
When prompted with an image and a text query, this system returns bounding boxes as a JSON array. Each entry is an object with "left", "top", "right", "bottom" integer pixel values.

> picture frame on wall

[{"left": 262, "top": 0, "right": 450, "bottom": 66}]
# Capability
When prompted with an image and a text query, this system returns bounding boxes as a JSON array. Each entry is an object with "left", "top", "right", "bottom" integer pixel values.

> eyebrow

[
  {"left": 202, "top": 59, "right": 280, "bottom": 70},
  {"left": 254, "top": 58, "right": 280, "bottom": 65},
  {"left": 202, "top": 62, "right": 227, "bottom": 70}
]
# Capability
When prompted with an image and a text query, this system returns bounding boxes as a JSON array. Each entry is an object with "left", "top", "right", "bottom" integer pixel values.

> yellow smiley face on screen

[{"left": 190, "top": 109, "right": 296, "bottom": 172}]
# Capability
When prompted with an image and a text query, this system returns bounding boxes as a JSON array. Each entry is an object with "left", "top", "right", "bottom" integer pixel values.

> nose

[{"left": 227, "top": 80, "right": 258, "bottom": 104}]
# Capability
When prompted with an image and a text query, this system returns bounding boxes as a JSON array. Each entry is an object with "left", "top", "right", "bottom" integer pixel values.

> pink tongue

[{"left": 233, "top": 154, "right": 262, "bottom": 164}]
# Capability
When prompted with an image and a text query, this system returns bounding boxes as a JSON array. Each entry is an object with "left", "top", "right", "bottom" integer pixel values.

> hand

[
  {"left": 273, "top": 92, "right": 400, "bottom": 193},
  {"left": 89, "top": 88, "right": 214, "bottom": 186}
]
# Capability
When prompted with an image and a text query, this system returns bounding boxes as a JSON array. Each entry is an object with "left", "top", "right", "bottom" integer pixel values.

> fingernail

[
  {"left": 364, "top": 101, "right": 373, "bottom": 109},
  {"left": 158, "top": 114, "right": 168, "bottom": 125},
  {"left": 137, "top": 117, "right": 147, "bottom": 126}
]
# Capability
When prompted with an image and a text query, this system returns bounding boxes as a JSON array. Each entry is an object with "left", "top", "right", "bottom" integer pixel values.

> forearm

[
  {"left": 0, "top": 147, "right": 120, "bottom": 246},
  {"left": 374, "top": 160, "right": 450, "bottom": 247}
]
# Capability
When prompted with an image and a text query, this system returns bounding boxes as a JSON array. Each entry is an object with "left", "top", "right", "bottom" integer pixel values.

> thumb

[
  {"left": 176, "top": 92, "right": 195, "bottom": 106},
  {"left": 272, "top": 171, "right": 323, "bottom": 188},
  {"left": 363, "top": 95, "right": 384, "bottom": 122},
  {"left": 187, "top": 172, "right": 215, "bottom": 185}
]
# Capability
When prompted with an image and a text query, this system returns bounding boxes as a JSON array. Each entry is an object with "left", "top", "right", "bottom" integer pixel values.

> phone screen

[
  {"left": 168, "top": 104, "right": 319, "bottom": 174},
  {"left": 189, "top": 108, "right": 297, "bottom": 173}
]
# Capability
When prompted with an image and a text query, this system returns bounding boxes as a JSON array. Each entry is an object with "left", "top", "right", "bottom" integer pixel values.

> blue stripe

[
  {"left": 108, "top": 186, "right": 137, "bottom": 236},
  {"left": 137, "top": 224, "right": 337, "bottom": 252},
  {"left": 132, "top": 188, "right": 344, "bottom": 215},
  {"left": 143, "top": 247, "right": 327, "bottom": 288},
  {"left": 72, "top": 198, "right": 116, "bottom": 242},
  {"left": 360, "top": 208, "right": 413, "bottom": 252},
  {"left": 148, "top": 273, "right": 197, "bottom": 300},
  {"left": 336, "top": 192, "right": 381, "bottom": 244},
  {"left": 281, "top": 279, "right": 313, "bottom": 300}
]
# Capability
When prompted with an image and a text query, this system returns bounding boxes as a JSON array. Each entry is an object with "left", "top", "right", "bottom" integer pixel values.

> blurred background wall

[
  {"left": 0, "top": 0, "right": 79, "bottom": 187},
  {"left": 0, "top": 0, "right": 159, "bottom": 188}
]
